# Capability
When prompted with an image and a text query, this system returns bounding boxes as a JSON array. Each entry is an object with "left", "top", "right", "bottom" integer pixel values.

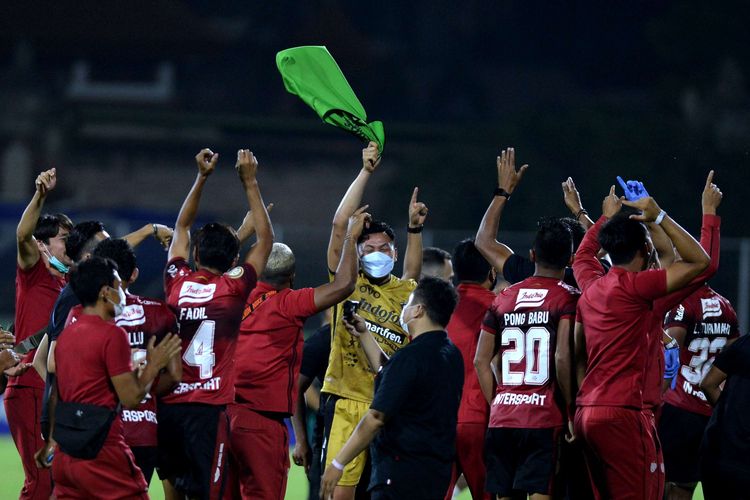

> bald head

[{"left": 260, "top": 242, "right": 296, "bottom": 287}]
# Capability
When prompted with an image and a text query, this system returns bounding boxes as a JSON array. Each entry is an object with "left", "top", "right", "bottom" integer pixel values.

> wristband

[
  {"left": 152, "top": 224, "right": 158, "bottom": 237},
  {"left": 665, "top": 338, "right": 678, "bottom": 349},
  {"left": 494, "top": 187, "right": 511, "bottom": 200},
  {"left": 331, "top": 458, "right": 345, "bottom": 471},
  {"left": 575, "top": 208, "right": 589, "bottom": 220},
  {"left": 654, "top": 210, "right": 667, "bottom": 225},
  {"left": 407, "top": 225, "right": 423, "bottom": 234}
]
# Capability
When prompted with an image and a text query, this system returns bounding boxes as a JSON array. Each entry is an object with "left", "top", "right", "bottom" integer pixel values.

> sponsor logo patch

[
  {"left": 226, "top": 266, "right": 244, "bottom": 279},
  {"left": 178, "top": 282, "right": 217, "bottom": 306},
  {"left": 701, "top": 298, "right": 722, "bottom": 320},
  {"left": 116, "top": 305, "right": 146, "bottom": 327},
  {"left": 514, "top": 289, "right": 548, "bottom": 311},
  {"left": 673, "top": 304, "right": 685, "bottom": 321}
]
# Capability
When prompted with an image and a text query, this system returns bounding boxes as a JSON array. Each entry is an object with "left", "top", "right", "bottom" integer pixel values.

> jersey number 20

[
  {"left": 183, "top": 320, "right": 216, "bottom": 379},
  {"left": 501, "top": 326, "right": 551, "bottom": 386}
]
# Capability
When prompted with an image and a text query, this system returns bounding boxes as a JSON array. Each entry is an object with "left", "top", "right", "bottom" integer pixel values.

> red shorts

[
  {"left": 444, "top": 422, "right": 490, "bottom": 500},
  {"left": 4, "top": 385, "right": 52, "bottom": 500},
  {"left": 575, "top": 406, "right": 663, "bottom": 500},
  {"left": 52, "top": 443, "right": 148, "bottom": 499},
  {"left": 227, "top": 403, "right": 290, "bottom": 500}
]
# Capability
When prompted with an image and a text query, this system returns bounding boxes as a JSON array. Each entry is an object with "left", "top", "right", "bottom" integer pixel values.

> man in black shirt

[
  {"left": 320, "top": 277, "right": 463, "bottom": 500},
  {"left": 699, "top": 334, "right": 750, "bottom": 499}
]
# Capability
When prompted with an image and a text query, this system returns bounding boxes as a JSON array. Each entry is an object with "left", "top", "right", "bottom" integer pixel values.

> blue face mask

[
  {"left": 48, "top": 255, "right": 69, "bottom": 274},
  {"left": 360, "top": 252, "right": 394, "bottom": 278}
]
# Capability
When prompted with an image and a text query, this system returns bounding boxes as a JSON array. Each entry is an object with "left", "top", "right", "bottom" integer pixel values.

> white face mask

[
  {"left": 108, "top": 286, "right": 127, "bottom": 317},
  {"left": 399, "top": 305, "right": 411, "bottom": 333},
  {"left": 360, "top": 252, "right": 394, "bottom": 278}
]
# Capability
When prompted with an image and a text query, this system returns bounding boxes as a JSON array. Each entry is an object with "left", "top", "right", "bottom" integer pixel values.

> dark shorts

[
  {"left": 156, "top": 402, "right": 230, "bottom": 500},
  {"left": 658, "top": 402, "right": 709, "bottom": 484},
  {"left": 484, "top": 426, "right": 561, "bottom": 496},
  {"left": 130, "top": 446, "right": 157, "bottom": 486}
]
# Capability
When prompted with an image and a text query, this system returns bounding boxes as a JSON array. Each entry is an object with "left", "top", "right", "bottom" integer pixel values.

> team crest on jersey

[
  {"left": 178, "top": 282, "right": 217, "bottom": 306},
  {"left": 514, "top": 289, "right": 548, "bottom": 311},
  {"left": 116, "top": 304, "right": 146, "bottom": 327},
  {"left": 226, "top": 266, "right": 244, "bottom": 279},
  {"left": 701, "top": 298, "right": 721, "bottom": 320},
  {"left": 674, "top": 304, "right": 685, "bottom": 321}
]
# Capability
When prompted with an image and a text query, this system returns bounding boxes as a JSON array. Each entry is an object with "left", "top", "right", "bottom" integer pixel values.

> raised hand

[
  {"left": 146, "top": 333, "right": 183, "bottom": 371},
  {"left": 602, "top": 185, "right": 623, "bottom": 219},
  {"left": 235, "top": 149, "right": 259, "bottom": 184},
  {"left": 347, "top": 206, "right": 371, "bottom": 240},
  {"left": 342, "top": 312, "right": 368, "bottom": 338},
  {"left": 35, "top": 168, "right": 57, "bottom": 197},
  {"left": 702, "top": 170, "right": 722, "bottom": 215},
  {"left": 497, "top": 147, "right": 528, "bottom": 194},
  {"left": 152, "top": 224, "right": 174, "bottom": 250},
  {"left": 195, "top": 149, "right": 218, "bottom": 177},
  {"left": 562, "top": 177, "right": 584, "bottom": 214},
  {"left": 616, "top": 176, "right": 650, "bottom": 201},
  {"left": 362, "top": 141, "right": 381, "bottom": 173},
  {"left": 408, "top": 187, "right": 428, "bottom": 227},
  {"left": 621, "top": 195, "right": 663, "bottom": 222}
]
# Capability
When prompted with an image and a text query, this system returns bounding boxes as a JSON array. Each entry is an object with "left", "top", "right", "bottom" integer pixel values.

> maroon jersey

[
  {"left": 663, "top": 285, "right": 739, "bottom": 416},
  {"left": 163, "top": 257, "right": 257, "bottom": 405},
  {"left": 117, "top": 294, "right": 177, "bottom": 447},
  {"left": 482, "top": 276, "right": 579, "bottom": 429},
  {"left": 234, "top": 282, "right": 318, "bottom": 415},
  {"left": 13, "top": 258, "right": 66, "bottom": 388},
  {"left": 447, "top": 283, "right": 496, "bottom": 424},
  {"left": 575, "top": 267, "right": 667, "bottom": 409},
  {"left": 55, "top": 314, "right": 132, "bottom": 445}
]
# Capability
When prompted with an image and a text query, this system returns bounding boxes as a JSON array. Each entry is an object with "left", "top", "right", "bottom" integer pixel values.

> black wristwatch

[{"left": 494, "top": 187, "right": 511, "bottom": 200}]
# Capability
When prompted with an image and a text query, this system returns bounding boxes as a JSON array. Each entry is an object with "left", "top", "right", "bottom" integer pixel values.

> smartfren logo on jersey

[
  {"left": 116, "top": 305, "right": 146, "bottom": 327},
  {"left": 178, "top": 282, "right": 217, "bottom": 306},
  {"left": 514, "top": 289, "right": 548, "bottom": 311},
  {"left": 701, "top": 298, "right": 722, "bottom": 320}
]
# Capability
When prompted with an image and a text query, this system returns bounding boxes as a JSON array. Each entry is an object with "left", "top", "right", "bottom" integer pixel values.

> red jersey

[
  {"left": 575, "top": 267, "right": 667, "bottom": 409},
  {"left": 482, "top": 276, "right": 579, "bottom": 429},
  {"left": 116, "top": 294, "right": 176, "bottom": 447},
  {"left": 55, "top": 314, "right": 132, "bottom": 445},
  {"left": 446, "top": 283, "right": 496, "bottom": 424},
  {"left": 13, "top": 258, "right": 66, "bottom": 388},
  {"left": 234, "top": 282, "right": 318, "bottom": 415},
  {"left": 163, "top": 257, "right": 257, "bottom": 405},
  {"left": 663, "top": 285, "right": 739, "bottom": 416}
]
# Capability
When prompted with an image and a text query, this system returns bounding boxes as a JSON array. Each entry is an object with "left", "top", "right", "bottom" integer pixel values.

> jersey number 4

[
  {"left": 682, "top": 336, "right": 726, "bottom": 385},
  {"left": 183, "top": 320, "right": 216, "bottom": 379},
  {"left": 501, "top": 326, "right": 551, "bottom": 386}
]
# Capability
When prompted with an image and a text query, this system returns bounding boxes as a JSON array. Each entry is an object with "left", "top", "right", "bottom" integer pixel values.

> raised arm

[
  {"left": 313, "top": 208, "right": 369, "bottom": 310},
  {"left": 402, "top": 188, "right": 428, "bottom": 280},
  {"left": 235, "top": 204, "right": 274, "bottom": 245},
  {"left": 17, "top": 169, "right": 57, "bottom": 270},
  {"left": 122, "top": 223, "right": 174, "bottom": 250},
  {"left": 168, "top": 149, "right": 218, "bottom": 262},
  {"left": 623, "top": 197, "right": 710, "bottom": 294},
  {"left": 562, "top": 177, "right": 594, "bottom": 229},
  {"left": 327, "top": 142, "right": 380, "bottom": 271},
  {"left": 474, "top": 330, "right": 498, "bottom": 404},
  {"left": 111, "top": 334, "right": 181, "bottom": 409},
  {"left": 236, "top": 149, "right": 274, "bottom": 274},
  {"left": 475, "top": 147, "right": 528, "bottom": 272}
]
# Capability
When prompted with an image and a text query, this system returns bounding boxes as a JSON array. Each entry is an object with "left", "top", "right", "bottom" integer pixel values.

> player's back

[
  {"left": 664, "top": 285, "right": 739, "bottom": 415},
  {"left": 576, "top": 267, "right": 666, "bottom": 409},
  {"left": 483, "top": 276, "right": 578, "bottom": 429},
  {"left": 163, "top": 258, "right": 257, "bottom": 405}
]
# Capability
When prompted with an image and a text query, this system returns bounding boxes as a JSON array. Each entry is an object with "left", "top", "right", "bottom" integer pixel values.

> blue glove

[
  {"left": 664, "top": 346, "right": 680, "bottom": 389},
  {"left": 616, "top": 176, "right": 650, "bottom": 201}
]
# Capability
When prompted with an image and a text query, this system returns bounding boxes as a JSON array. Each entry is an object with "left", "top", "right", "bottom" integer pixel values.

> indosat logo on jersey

[
  {"left": 178, "top": 282, "right": 217, "bottom": 306},
  {"left": 115, "top": 305, "right": 146, "bottom": 327}
]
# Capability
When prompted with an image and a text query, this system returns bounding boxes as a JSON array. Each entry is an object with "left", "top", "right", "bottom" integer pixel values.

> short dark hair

[
  {"left": 193, "top": 223, "right": 240, "bottom": 273},
  {"left": 357, "top": 220, "right": 395, "bottom": 245},
  {"left": 412, "top": 276, "right": 459, "bottom": 327},
  {"left": 422, "top": 247, "right": 451, "bottom": 273},
  {"left": 69, "top": 256, "right": 118, "bottom": 307},
  {"left": 92, "top": 238, "right": 136, "bottom": 282},
  {"left": 559, "top": 217, "right": 586, "bottom": 252},
  {"left": 453, "top": 239, "right": 491, "bottom": 283},
  {"left": 598, "top": 216, "right": 649, "bottom": 265},
  {"left": 533, "top": 217, "right": 573, "bottom": 269},
  {"left": 66, "top": 221, "right": 106, "bottom": 263},
  {"left": 33, "top": 213, "right": 73, "bottom": 244}
]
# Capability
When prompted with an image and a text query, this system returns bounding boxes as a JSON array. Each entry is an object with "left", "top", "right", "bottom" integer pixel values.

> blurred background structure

[{"left": 0, "top": 0, "right": 748, "bottom": 332}]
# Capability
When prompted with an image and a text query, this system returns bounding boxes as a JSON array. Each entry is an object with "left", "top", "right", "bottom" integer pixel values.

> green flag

[{"left": 276, "top": 46, "right": 385, "bottom": 150}]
